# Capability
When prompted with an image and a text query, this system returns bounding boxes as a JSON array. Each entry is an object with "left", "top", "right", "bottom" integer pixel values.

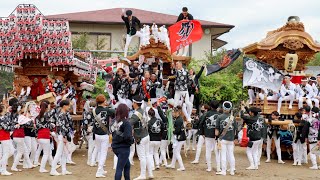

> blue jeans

[{"left": 113, "top": 147, "right": 130, "bottom": 180}]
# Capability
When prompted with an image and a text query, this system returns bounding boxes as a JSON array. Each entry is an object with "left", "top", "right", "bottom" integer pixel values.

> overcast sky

[{"left": 1, "top": 0, "right": 320, "bottom": 49}]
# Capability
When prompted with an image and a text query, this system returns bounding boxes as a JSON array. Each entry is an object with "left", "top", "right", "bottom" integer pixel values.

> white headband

[{"left": 223, "top": 101, "right": 232, "bottom": 110}]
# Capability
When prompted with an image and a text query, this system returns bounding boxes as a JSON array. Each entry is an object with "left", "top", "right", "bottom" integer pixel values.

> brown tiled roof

[{"left": 47, "top": 8, "right": 234, "bottom": 28}]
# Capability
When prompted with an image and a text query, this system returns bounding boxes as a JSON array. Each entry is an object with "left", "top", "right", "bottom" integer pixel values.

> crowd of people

[
  {"left": 1, "top": 56, "right": 320, "bottom": 180},
  {"left": 248, "top": 75, "right": 320, "bottom": 114},
  {"left": 1, "top": 6, "right": 320, "bottom": 180}
]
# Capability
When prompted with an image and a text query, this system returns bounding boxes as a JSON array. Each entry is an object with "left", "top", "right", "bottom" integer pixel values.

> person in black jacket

[
  {"left": 301, "top": 107, "right": 320, "bottom": 170},
  {"left": 147, "top": 108, "right": 163, "bottom": 170},
  {"left": 168, "top": 106, "right": 186, "bottom": 171},
  {"left": 186, "top": 109, "right": 199, "bottom": 151},
  {"left": 130, "top": 95, "right": 153, "bottom": 180},
  {"left": 265, "top": 111, "right": 285, "bottom": 164},
  {"left": 240, "top": 105, "right": 263, "bottom": 170},
  {"left": 50, "top": 100, "right": 73, "bottom": 176},
  {"left": 93, "top": 94, "right": 115, "bottom": 178},
  {"left": 199, "top": 100, "right": 220, "bottom": 172},
  {"left": 188, "top": 66, "right": 205, "bottom": 113},
  {"left": 176, "top": 7, "right": 194, "bottom": 22},
  {"left": 173, "top": 61, "right": 192, "bottom": 122},
  {"left": 128, "top": 73, "right": 141, "bottom": 100},
  {"left": 176, "top": 7, "right": 194, "bottom": 56},
  {"left": 191, "top": 104, "right": 210, "bottom": 164},
  {"left": 121, "top": 9, "right": 142, "bottom": 57},
  {"left": 291, "top": 112, "right": 306, "bottom": 166},
  {"left": 112, "top": 68, "right": 130, "bottom": 102},
  {"left": 157, "top": 104, "right": 170, "bottom": 167},
  {"left": 188, "top": 66, "right": 204, "bottom": 105},
  {"left": 112, "top": 103, "right": 134, "bottom": 180}
]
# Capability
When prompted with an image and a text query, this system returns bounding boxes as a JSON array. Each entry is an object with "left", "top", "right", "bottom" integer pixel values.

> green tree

[
  {"left": 72, "top": 33, "right": 89, "bottom": 50},
  {"left": 93, "top": 37, "right": 109, "bottom": 59},
  {"left": 91, "top": 74, "right": 107, "bottom": 98},
  {"left": 189, "top": 48, "right": 247, "bottom": 105},
  {"left": 0, "top": 71, "right": 14, "bottom": 99},
  {"left": 307, "top": 53, "right": 320, "bottom": 66}
]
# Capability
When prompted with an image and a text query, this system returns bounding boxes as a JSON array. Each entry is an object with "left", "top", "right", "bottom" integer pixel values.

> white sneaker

[
  {"left": 155, "top": 166, "right": 160, "bottom": 170},
  {"left": 191, "top": 160, "right": 199, "bottom": 164},
  {"left": 1, "top": 171, "right": 13, "bottom": 176},
  {"left": 216, "top": 168, "right": 221, "bottom": 172},
  {"left": 246, "top": 166, "right": 255, "bottom": 170},
  {"left": 67, "top": 161, "right": 76, "bottom": 165},
  {"left": 309, "top": 166, "right": 318, "bottom": 170},
  {"left": 265, "top": 159, "right": 271, "bottom": 163},
  {"left": 177, "top": 168, "right": 185, "bottom": 171},
  {"left": 278, "top": 160, "right": 285, "bottom": 164},
  {"left": 149, "top": 175, "right": 154, "bottom": 179},
  {"left": 39, "top": 169, "right": 48, "bottom": 173},
  {"left": 90, "top": 163, "right": 97, "bottom": 167},
  {"left": 166, "top": 165, "right": 175, "bottom": 169},
  {"left": 133, "top": 176, "right": 147, "bottom": 180},
  {"left": 297, "top": 162, "right": 302, "bottom": 166},
  {"left": 62, "top": 171, "right": 72, "bottom": 175},
  {"left": 230, "top": 171, "right": 235, "bottom": 176},
  {"left": 192, "top": 148, "right": 196, "bottom": 151},
  {"left": 216, "top": 171, "right": 226, "bottom": 176},
  {"left": 10, "top": 168, "right": 22, "bottom": 172},
  {"left": 292, "top": 162, "right": 297, "bottom": 166},
  {"left": 50, "top": 171, "right": 61, "bottom": 176},
  {"left": 96, "top": 173, "right": 106, "bottom": 178},
  {"left": 206, "top": 168, "right": 212, "bottom": 172}
]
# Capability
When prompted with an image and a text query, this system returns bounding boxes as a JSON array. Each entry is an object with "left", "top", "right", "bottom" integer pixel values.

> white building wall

[{"left": 69, "top": 23, "right": 216, "bottom": 60}]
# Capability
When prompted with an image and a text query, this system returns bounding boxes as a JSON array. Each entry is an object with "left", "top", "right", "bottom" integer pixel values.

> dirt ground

[{"left": 2, "top": 145, "right": 320, "bottom": 180}]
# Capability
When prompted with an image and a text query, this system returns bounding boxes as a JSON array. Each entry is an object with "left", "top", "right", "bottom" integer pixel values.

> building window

[{"left": 72, "top": 32, "right": 111, "bottom": 50}]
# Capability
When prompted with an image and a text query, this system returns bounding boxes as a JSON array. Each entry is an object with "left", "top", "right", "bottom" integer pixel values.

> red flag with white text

[{"left": 169, "top": 20, "right": 203, "bottom": 54}]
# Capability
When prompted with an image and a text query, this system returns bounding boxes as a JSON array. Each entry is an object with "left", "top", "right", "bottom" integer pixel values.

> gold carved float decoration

[
  {"left": 243, "top": 16, "right": 320, "bottom": 71},
  {"left": 126, "top": 25, "right": 191, "bottom": 64}
]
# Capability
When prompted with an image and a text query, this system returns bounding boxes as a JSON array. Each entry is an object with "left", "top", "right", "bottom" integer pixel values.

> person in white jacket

[
  {"left": 277, "top": 74, "right": 296, "bottom": 114},
  {"left": 308, "top": 77, "right": 319, "bottom": 108},
  {"left": 296, "top": 77, "right": 315, "bottom": 109}
]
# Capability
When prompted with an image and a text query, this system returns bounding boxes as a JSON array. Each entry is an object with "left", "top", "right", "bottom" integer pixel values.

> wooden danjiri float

[
  {"left": 0, "top": 4, "right": 98, "bottom": 144},
  {"left": 243, "top": 16, "right": 320, "bottom": 116},
  {"left": 242, "top": 16, "right": 320, "bottom": 158}
]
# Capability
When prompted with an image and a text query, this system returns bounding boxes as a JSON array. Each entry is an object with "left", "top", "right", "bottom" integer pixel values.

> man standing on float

[
  {"left": 176, "top": 7, "right": 194, "bottom": 56},
  {"left": 121, "top": 9, "right": 142, "bottom": 57}
]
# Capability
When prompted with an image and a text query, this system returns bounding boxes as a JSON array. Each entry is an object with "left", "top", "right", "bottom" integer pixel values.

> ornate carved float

[
  {"left": 243, "top": 16, "right": 320, "bottom": 72},
  {"left": 126, "top": 24, "right": 191, "bottom": 65},
  {"left": 0, "top": 4, "right": 97, "bottom": 111},
  {"left": 243, "top": 17, "right": 320, "bottom": 116}
]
